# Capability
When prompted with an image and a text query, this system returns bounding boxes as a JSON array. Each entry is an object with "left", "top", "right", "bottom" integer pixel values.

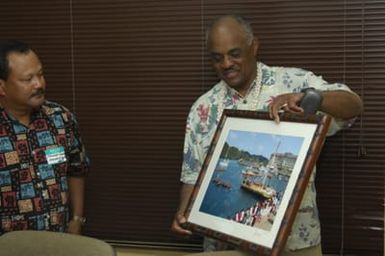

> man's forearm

[
  {"left": 177, "top": 183, "right": 194, "bottom": 215},
  {"left": 68, "top": 176, "right": 85, "bottom": 218},
  {"left": 320, "top": 90, "right": 363, "bottom": 120}
]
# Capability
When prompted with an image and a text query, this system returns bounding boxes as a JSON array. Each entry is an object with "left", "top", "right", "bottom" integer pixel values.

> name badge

[{"left": 45, "top": 147, "right": 67, "bottom": 165}]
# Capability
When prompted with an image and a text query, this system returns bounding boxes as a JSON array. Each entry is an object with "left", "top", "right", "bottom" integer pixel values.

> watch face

[
  {"left": 73, "top": 216, "right": 86, "bottom": 224},
  {"left": 300, "top": 89, "right": 323, "bottom": 115}
]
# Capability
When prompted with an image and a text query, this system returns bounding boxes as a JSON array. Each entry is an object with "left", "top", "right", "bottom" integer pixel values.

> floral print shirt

[
  {"left": 181, "top": 62, "right": 355, "bottom": 251},
  {"left": 0, "top": 101, "right": 89, "bottom": 234}
]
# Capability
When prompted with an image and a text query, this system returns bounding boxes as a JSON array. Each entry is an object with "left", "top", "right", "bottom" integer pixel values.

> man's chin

[
  {"left": 224, "top": 80, "right": 241, "bottom": 89},
  {"left": 29, "top": 97, "right": 45, "bottom": 108}
]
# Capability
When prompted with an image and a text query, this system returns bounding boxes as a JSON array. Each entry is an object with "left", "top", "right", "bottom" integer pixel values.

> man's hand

[
  {"left": 269, "top": 90, "right": 363, "bottom": 123},
  {"left": 66, "top": 219, "right": 82, "bottom": 235},
  {"left": 171, "top": 184, "right": 194, "bottom": 237},
  {"left": 171, "top": 212, "right": 192, "bottom": 237},
  {"left": 269, "top": 92, "right": 305, "bottom": 123}
]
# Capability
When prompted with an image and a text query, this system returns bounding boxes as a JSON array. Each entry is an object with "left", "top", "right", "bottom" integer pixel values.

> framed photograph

[{"left": 184, "top": 110, "right": 331, "bottom": 255}]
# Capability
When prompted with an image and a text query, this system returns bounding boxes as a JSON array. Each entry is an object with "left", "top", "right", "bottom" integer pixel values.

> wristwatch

[
  {"left": 72, "top": 215, "right": 86, "bottom": 225},
  {"left": 300, "top": 87, "right": 323, "bottom": 115}
]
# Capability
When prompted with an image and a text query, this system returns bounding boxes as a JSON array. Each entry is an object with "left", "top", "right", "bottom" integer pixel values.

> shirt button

[{"left": 243, "top": 100, "right": 247, "bottom": 104}]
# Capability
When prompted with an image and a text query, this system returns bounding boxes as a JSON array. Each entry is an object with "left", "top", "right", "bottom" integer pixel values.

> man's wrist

[
  {"left": 72, "top": 215, "right": 86, "bottom": 225},
  {"left": 300, "top": 87, "right": 322, "bottom": 97},
  {"left": 300, "top": 87, "right": 323, "bottom": 115}
]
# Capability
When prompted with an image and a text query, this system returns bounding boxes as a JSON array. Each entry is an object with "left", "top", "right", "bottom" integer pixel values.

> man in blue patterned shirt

[
  {"left": 171, "top": 15, "right": 362, "bottom": 255},
  {"left": 0, "top": 40, "right": 89, "bottom": 235}
]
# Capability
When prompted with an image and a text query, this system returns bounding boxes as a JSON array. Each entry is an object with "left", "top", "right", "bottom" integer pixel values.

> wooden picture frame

[{"left": 184, "top": 110, "right": 331, "bottom": 255}]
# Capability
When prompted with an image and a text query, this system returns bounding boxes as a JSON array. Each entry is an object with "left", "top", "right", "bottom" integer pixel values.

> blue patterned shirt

[
  {"left": 181, "top": 62, "right": 355, "bottom": 251},
  {"left": 0, "top": 100, "right": 89, "bottom": 234}
]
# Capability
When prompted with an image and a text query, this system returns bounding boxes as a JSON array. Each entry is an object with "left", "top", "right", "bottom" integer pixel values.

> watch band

[
  {"left": 72, "top": 215, "right": 86, "bottom": 225},
  {"left": 299, "top": 87, "right": 323, "bottom": 115}
]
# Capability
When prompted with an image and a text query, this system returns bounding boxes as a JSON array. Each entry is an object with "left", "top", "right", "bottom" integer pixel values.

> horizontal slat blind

[
  {"left": 71, "top": 0, "right": 204, "bottom": 246},
  {"left": 0, "top": 0, "right": 383, "bottom": 254},
  {"left": 0, "top": 0, "right": 74, "bottom": 110}
]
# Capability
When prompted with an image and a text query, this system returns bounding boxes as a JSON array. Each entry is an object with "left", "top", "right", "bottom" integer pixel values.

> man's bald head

[
  {"left": 206, "top": 15, "right": 254, "bottom": 47},
  {"left": 205, "top": 15, "right": 259, "bottom": 95}
]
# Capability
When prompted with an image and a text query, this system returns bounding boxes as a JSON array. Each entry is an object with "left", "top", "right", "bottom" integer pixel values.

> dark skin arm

[
  {"left": 170, "top": 183, "right": 194, "bottom": 236},
  {"left": 66, "top": 176, "right": 85, "bottom": 235},
  {"left": 170, "top": 90, "right": 363, "bottom": 236},
  {"left": 269, "top": 90, "right": 363, "bottom": 123}
]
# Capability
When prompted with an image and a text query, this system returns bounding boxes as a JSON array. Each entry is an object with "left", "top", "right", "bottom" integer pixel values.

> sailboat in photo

[
  {"left": 267, "top": 140, "right": 281, "bottom": 176},
  {"left": 241, "top": 139, "right": 281, "bottom": 199},
  {"left": 241, "top": 166, "right": 276, "bottom": 199}
]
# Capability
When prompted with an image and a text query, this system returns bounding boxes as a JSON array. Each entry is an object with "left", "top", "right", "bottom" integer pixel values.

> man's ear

[
  {"left": 0, "top": 80, "right": 6, "bottom": 96},
  {"left": 252, "top": 36, "right": 259, "bottom": 56}
]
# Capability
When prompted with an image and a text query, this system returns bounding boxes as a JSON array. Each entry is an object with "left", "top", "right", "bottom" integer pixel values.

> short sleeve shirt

[
  {"left": 180, "top": 62, "right": 355, "bottom": 250},
  {"left": 0, "top": 100, "right": 90, "bottom": 234}
]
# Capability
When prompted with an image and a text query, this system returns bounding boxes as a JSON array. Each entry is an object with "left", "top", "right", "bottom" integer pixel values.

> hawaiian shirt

[
  {"left": 180, "top": 62, "right": 356, "bottom": 251},
  {"left": 0, "top": 101, "right": 89, "bottom": 234}
]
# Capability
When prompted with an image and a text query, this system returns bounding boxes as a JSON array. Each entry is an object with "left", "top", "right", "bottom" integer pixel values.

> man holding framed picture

[{"left": 171, "top": 14, "right": 363, "bottom": 256}]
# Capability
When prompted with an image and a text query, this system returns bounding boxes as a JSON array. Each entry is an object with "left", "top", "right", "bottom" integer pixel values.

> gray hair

[{"left": 205, "top": 14, "right": 254, "bottom": 46}]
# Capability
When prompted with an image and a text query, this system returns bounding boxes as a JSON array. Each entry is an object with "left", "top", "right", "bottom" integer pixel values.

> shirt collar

[
  {"left": 222, "top": 79, "right": 257, "bottom": 102},
  {"left": 221, "top": 61, "right": 260, "bottom": 102},
  {"left": 0, "top": 103, "right": 45, "bottom": 125}
]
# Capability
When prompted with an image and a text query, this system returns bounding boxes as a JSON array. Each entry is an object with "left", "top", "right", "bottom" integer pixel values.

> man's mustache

[
  {"left": 31, "top": 89, "right": 45, "bottom": 97},
  {"left": 223, "top": 67, "right": 237, "bottom": 75}
]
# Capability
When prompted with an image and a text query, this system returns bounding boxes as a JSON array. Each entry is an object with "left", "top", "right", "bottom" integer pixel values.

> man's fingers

[
  {"left": 269, "top": 93, "right": 306, "bottom": 122},
  {"left": 269, "top": 101, "right": 287, "bottom": 123},
  {"left": 171, "top": 215, "right": 192, "bottom": 236},
  {"left": 287, "top": 100, "right": 303, "bottom": 113}
]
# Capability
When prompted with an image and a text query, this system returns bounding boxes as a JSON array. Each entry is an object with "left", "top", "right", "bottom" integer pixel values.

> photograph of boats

[
  {"left": 199, "top": 130, "right": 304, "bottom": 231},
  {"left": 186, "top": 111, "right": 328, "bottom": 252}
]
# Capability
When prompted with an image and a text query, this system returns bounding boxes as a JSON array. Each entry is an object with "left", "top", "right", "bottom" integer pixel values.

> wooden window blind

[{"left": 0, "top": 0, "right": 383, "bottom": 254}]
